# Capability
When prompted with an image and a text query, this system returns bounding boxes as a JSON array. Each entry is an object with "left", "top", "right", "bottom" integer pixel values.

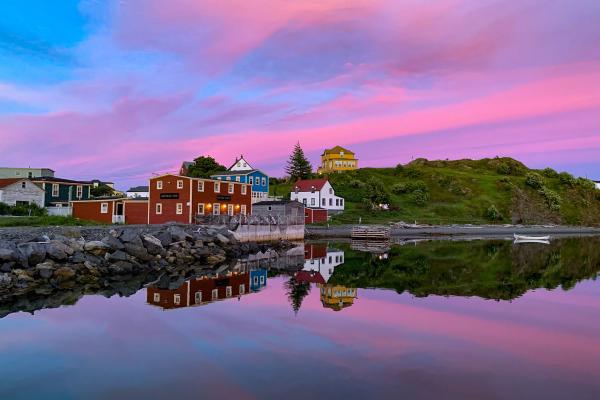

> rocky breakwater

[{"left": 0, "top": 225, "right": 292, "bottom": 306}]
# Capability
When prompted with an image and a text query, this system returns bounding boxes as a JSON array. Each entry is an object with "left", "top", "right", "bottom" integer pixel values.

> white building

[
  {"left": 126, "top": 186, "right": 149, "bottom": 198},
  {"left": 303, "top": 246, "right": 345, "bottom": 283},
  {"left": 0, "top": 179, "right": 45, "bottom": 207},
  {"left": 228, "top": 155, "right": 254, "bottom": 172},
  {"left": 595, "top": 181, "right": 600, "bottom": 190},
  {"left": 290, "top": 179, "right": 344, "bottom": 213}
]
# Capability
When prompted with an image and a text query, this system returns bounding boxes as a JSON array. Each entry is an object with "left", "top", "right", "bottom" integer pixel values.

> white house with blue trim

[{"left": 210, "top": 155, "right": 270, "bottom": 203}]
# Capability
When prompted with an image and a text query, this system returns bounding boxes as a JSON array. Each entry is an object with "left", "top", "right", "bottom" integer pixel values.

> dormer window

[
  {"left": 295, "top": 187, "right": 299, "bottom": 194},
  {"left": 340, "top": 151, "right": 345, "bottom": 157},
  {"left": 311, "top": 186, "right": 316, "bottom": 193}
]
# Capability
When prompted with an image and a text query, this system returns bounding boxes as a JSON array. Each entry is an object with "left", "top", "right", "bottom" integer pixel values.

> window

[
  {"left": 226, "top": 286, "right": 232, "bottom": 297},
  {"left": 249, "top": 177, "right": 254, "bottom": 185},
  {"left": 76, "top": 185, "right": 83, "bottom": 198},
  {"left": 174, "top": 294, "right": 181, "bottom": 305},
  {"left": 198, "top": 203, "right": 204, "bottom": 214},
  {"left": 311, "top": 198, "right": 315, "bottom": 206},
  {"left": 322, "top": 198, "right": 326, "bottom": 206},
  {"left": 329, "top": 188, "right": 333, "bottom": 194},
  {"left": 235, "top": 176, "right": 240, "bottom": 182},
  {"left": 52, "top": 184, "right": 59, "bottom": 197},
  {"left": 195, "top": 291, "right": 202, "bottom": 304},
  {"left": 227, "top": 204, "right": 234, "bottom": 216},
  {"left": 262, "top": 177, "right": 266, "bottom": 186},
  {"left": 254, "top": 276, "right": 259, "bottom": 284},
  {"left": 242, "top": 185, "right": 247, "bottom": 195},
  {"left": 302, "top": 199, "right": 307, "bottom": 206},
  {"left": 212, "top": 288, "right": 218, "bottom": 300},
  {"left": 214, "top": 182, "right": 220, "bottom": 192},
  {"left": 21, "top": 181, "right": 26, "bottom": 189},
  {"left": 156, "top": 203, "right": 162, "bottom": 214},
  {"left": 100, "top": 203, "right": 109, "bottom": 214},
  {"left": 241, "top": 205, "right": 247, "bottom": 215},
  {"left": 28, "top": 172, "right": 33, "bottom": 178},
  {"left": 177, "top": 180, "right": 183, "bottom": 189},
  {"left": 329, "top": 198, "right": 333, "bottom": 206},
  {"left": 226, "top": 176, "right": 231, "bottom": 181},
  {"left": 153, "top": 293, "right": 160, "bottom": 302},
  {"left": 260, "top": 276, "right": 265, "bottom": 284},
  {"left": 294, "top": 187, "right": 299, "bottom": 194},
  {"left": 340, "top": 199, "right": 344, "bottom": 206},
  {"left": 228, "top": 183, "right": 234, "bottom": 194},
  {"left": 156, "top": 180, "right": 163, "bottom": 190},
  {"left": 239, "top": 284, "right": 245, "bottom": 295},
  {"left": 198, "top": 181, "right": 204, "bottom": 192},
  {"left": 176, "top": 203, "right": 183, "bottom": 215},
  {"left": 213, "top": 203, "right": 220, "bottom": 215}
]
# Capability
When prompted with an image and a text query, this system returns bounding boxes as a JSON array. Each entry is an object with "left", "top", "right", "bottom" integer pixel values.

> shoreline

[{"left": 307, "top": 224, "right": 600, "bottom": 238}]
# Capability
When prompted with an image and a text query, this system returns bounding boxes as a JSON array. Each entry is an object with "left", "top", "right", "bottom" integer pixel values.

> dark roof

[
  {"left": 211, "top": 169, "right": 264, "bottom": 177},
  {"left": 322, "top": 145, "right": 354, "bottom": 156},
  {"left": 127, "top": 186, "right": 149, "bottom": 192},
  {"left": 30, "top": 177, "right": 92, "bottom": 185},
  {"left": 181, "top": 161, "right": 194, "bottom": 168},
  {"left": 293, "top": 179, "right": 328, "bottom": 192},
  {"left": 295, "top": 271, "right": 326, "bottom": 284},
  {"left": 254, "top": 200, "right": 304, "bottom": 206},
  {"left": 0, "top": 178, "right": 25, "bottom": 189}
]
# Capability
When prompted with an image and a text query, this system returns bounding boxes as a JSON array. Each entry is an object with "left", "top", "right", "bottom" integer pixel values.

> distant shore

[{"left": 306, "top": 224, "right": 600, "bottom": 238}]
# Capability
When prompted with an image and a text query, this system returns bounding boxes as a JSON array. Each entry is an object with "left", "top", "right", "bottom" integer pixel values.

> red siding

[
  {"left": 72, "top": 201, "right": 114, "bottom": 224},
  {"left": 124, "top": 200, "right": 148, "bottom": 224},
  {"left": 305, "top": 208, "right": 328, "bottom": 224},
  {"left": 148, "top": 175, "right": 192, "bottom": 224},
  {"left": 305, "top": 244, "right": 327, "bottom": 260}
]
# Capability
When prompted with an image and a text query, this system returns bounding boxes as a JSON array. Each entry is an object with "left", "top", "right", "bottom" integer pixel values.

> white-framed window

[
  {"left": 174, "top": 294, "right": 181, "bottom": 305},
  {"left": 213, "top": 203, "right": 220, "bottom": 215},
  {"left": 311, "top": 198, "right": 316, "bottom": 206},
  {"left": 100, "top": 202, "right": 109, "bottom": 214},
  {"left": 52, "top": 183, "right": 59, "bottom": 197},
  {"left": 214, "top": 182, "right": 220, "bottom": 192},
  {"left": 227, "top": 204, "right": 234, "bottom": 216},
  {"left": 235, "top": 176, "right": 240, "bottom": 182},
  {"left": 228, "top": 183, "right": 234, "bottom": 194},
  {"left": 227, "top": 177, "right": 232, "bottom": 181},
  {"left": 156, "top": 203, "right": 162, "bottom": 214},
  {"left": 76, "top": 185, "right": 83, "bottom": 198},
  {"left": 340, "top": 199, "right": 344, "bottom": 206},
  {"left": 249, "top": 177, "right": 254, "bottom": 185},
  {"left": 197, "top": 203, "right": 204, "bottom": 214},
  {"left": 302, "top": 199, "right": 307, "bottom": 206},
  {"left": 241, "top": 185, "right": 247, "bottom": 195},
  {"left": 226, "top": 286, "right": 232, "bottom": 297},
  {"left": 330, "top": 198, "right": 333, "bottom": 206},
  {"left": 156, "top": 180, "right": 163, "bottom": 190},
  {"left": 21, "top": 181, "right": 26, "bottom": 189},
  {"left": 198, "top": 181, "right": 205, "bottom": 192},
  {"left": 254, "top": 276, "right": 259, "bottom": 284},
  {"left": 176, "top": 203, "right": 183, "bottom": 215},
  {"left": 177, "top": 180, "right": 183, "bottom": 189},
  {"left": 262, "top": 178, "right": 266, "bottom": 186},
  {"left": 322, "top": 198, "right": 326, "bottom": 206},
  {"left": 153, "top": 293, "right": 160, "bottom": 302},
  {"left": 260, "top": 276, "right": 265, "bottom": 284},
  {"left": 239, "top": 284, "right": 245, "bottom": 295},
  {"left": 241, "top": 205, "right": 247, "bottom": 215},
  {"left": 329, "top": 188, "right": 333, "bottom": 194},
  {"left": 195, "top": 291, "right": 202, "bottom": 304},
  {"left": 212, "top": 288, "right": 218, "bottom": 300}
]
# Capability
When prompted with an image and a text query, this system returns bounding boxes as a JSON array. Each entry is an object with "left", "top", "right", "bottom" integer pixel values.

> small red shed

[{"left": 305, "top": 207, "right": 328, "bottom": 224}]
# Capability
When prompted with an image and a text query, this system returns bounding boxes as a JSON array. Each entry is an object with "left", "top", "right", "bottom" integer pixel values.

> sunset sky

[{"left": 1, "top": 0, "right": 599, "bottom": 188}]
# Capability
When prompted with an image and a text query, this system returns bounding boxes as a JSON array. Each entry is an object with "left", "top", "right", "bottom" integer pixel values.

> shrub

[
  {"left": 542, "top": 167, "right": 559, "bottom": 178},
  {"left": 525, "top": 173, "right": 545, "bottom": 190},
  {"left": 392, "top": 183, "right": 408, "bottom": 194},
  {"left": 496, "top": 163, "right": 512, "bottom": 175},
  {"left": 410, "top": 189, "right": 429, "bottom": 206},
  {"left": 0, "top": 202, "right": 46, "bottom": 216},
  {"left": 485, "top": 205, "right": 503, "bottom": 221},
  {"left": 576, "top": 178, "right": 596, "bottom": 191},
  {"left": 538, "top": 186, "right": 561, "bottom": 211},
  {"left": 364, "top": 178, "right": 391, "bottom": 207},
  {"left": 558, "top": 172, "right": 576, "bottom": 187},
  {"left": 395, "top": 164, "right": 404, "bottom": 174},
  {"left": 392, "top": 181, "right": 428, "bottom": 195},
  {"left": 349, "top": 179, "right": 365, "bottom": 189},
  {"left": 403, "top": 166, "right": 422, "bottom": 179}
]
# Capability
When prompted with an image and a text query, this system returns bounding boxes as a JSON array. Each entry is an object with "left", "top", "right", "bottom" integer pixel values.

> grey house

[
  {"left": 0, "top": 179, "right": 45, "bottom": 207},
  {"left": 0, "top": 168, "right": 54, "bottom": 179},
  {"left": 252, "top": 200, "right": 304, "bottom": 223}
]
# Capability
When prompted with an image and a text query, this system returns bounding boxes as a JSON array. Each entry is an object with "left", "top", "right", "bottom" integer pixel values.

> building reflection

[{"left": 296, "top": 244, "right": 358, "bottom": 312}]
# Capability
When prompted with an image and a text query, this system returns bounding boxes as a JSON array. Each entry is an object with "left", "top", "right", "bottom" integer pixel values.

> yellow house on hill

[
  {"left": 319, "top": 284, "right": 357, "bottom": 311},
  {"left": 317, "top": 146, "right": 358, "bottom": 174}
]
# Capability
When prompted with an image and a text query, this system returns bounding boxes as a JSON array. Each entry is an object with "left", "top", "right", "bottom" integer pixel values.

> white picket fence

[{"left": 46, "top": 207, "right": 73, "bottom": 217}]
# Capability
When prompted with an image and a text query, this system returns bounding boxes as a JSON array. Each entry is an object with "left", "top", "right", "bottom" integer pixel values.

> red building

[
  {"left": 305, "top": 207, "right": 328, "bottom": 224},
  {"left": 148, "top": 174, "right": 252, "bottom": 224},
  {"left": 147, "top": 272, "right": 251, "bottom": 309},
  {"left": 72, "top": 198, "right": 149, "bottom": 224}
]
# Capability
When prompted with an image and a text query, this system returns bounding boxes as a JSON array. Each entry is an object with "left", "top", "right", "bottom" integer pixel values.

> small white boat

[{"left": 513, "top": 234, "right": 550, "bottom": 243}]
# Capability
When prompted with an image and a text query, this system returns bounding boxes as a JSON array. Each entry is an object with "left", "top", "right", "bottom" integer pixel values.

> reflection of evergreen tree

[{"left": 285, "top": 276, "right": 311, "bottom": 315}]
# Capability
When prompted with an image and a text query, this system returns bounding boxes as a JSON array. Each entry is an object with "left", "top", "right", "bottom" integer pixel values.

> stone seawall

[{"left": 0, "top": 224, "right": 294, "bottom": 305}]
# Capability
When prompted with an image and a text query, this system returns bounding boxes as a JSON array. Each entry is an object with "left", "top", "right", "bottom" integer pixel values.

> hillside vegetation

[{"left": 271, "top": 157, "right": 600, "bottom": 225}]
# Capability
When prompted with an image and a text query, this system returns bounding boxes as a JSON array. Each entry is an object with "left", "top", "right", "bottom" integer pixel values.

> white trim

[
  {"left": 156, "top": 203, "right": 162, "bottom": 214},
  {"left": 100, "top": 203, "right": 109, "bottom": 214}
]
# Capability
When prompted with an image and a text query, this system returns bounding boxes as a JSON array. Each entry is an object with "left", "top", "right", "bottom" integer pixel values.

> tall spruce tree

[{"left": 285, "top": 142, "right": 312, "bottom": 181}]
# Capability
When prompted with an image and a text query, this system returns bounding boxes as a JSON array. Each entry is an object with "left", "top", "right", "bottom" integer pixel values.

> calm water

[{"left": 1, "top": 237, "right": 600, "bottom": 399}]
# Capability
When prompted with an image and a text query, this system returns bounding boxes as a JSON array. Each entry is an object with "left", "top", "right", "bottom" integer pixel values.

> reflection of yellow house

[
  {"left": 317, "top": 146, "right": 358, "bottom": 174},
  {"left": 319, "top": 284, "right": 357, "bottom": 311}
]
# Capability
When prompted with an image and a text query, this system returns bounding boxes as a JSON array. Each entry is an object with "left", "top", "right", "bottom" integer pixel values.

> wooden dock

[{"left": 351, "top": 225, "right": 391, "bottom": 240}]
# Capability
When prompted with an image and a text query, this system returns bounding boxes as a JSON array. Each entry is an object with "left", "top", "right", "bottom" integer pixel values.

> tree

[
  {"left": 284, "top": 276, "right": 311, "bottom": 315},
  {"left": 285, "top": 142, "right": 312, "bottom": 181},
  {"left": 90, "top": 185, "right": 113, "bottom": 197},
  {"left": 186, "top": 156, "right": 227, "bottom": 178}
]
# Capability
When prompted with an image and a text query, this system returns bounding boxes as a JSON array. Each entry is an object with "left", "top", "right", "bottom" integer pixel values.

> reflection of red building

[
  {"left": 304, "top": 244, "right": 327, "bottom": 260},
  {"left": 147, "top": 272, "right": 250, "bottom": 310}
]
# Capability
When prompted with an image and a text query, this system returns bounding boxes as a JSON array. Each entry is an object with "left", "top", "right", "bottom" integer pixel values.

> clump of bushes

[
  {"left": 525, "top": 173, "right": 545, "bottom": 189},
  {"left": 558, "top": 172, "right": 576, "bottom": 186},
  {"left": 576, "top": 178, "right": 596, "bottom": 191},
  {"left": 348, "top": 179, "right": 365, "bottom": 189},
  {"left": 410, "top": 189, "right": 429, "bottom": 206},
  {"left": 538, "top": 187, "right": 561, "bottom": 211},
  {"left": 542, "top": 167, "right": 559, "bottom": 178},
  {"left": 485, "top": 204, "right": 503, "bottom": 221},
  {"left": 363, "top": 178, "right": 391, "bottom": 209},
  {"left": 392, "top": 180, "right": 428, "bottom": 194},
  {"left": 403, "top": 166, "right": 422, "bottom": 179},
  {"left": 0, "top": 202, "right": 47, "bottom": 217},
  {"left": 497, "top": 177, "right": 513, "bottom": 191}
]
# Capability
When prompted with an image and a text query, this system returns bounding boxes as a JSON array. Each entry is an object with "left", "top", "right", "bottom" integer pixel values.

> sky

[{"left": 0, "top": 0, "right": 599, "bottom": 188}]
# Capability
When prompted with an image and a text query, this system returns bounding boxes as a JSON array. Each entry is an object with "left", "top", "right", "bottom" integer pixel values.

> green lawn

[{"left": 0, "top": 216, "right": 101, "bottom": 227}]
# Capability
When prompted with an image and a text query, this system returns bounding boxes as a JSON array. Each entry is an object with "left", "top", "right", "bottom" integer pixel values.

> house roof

[
  {"left": 181, "top": 161, "right": 194, "bottom": 168},
  {"left": 254, "top": 200, "right": 304, "bottom": 206},
  {"left": 295, "top": 271, "right": 326, "bottom": 285},
  {"left": 127, "top": 186, "right": 149, "bottom": 192},
  {"left": 0, "top": 178, "right": 25, "bottom": 189},
  {"left": 293, "top": 178, "right": 328, "bottom": 192},
  {"left": 31, "top": 177, "right": 92, "bottom": 185},
  {"left": 228, "top": 155, "right": 254, "bottom": 171},
  {"left": 211, "top": 169, "right": 264, "bottom": 177},
  {"left": 322, "top": 145, "right": 354, "bottom": 156}
]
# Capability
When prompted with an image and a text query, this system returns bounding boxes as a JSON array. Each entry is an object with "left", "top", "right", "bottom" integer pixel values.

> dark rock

[
  {"left": 108, "top": 250, "right": 129, "bottom": 262},
  {"left": 215, "top": 233, "right": 230, "bottom": 245},
  {"left": 71, "top": 251, "right": 87, "bottom": 263},
  {"left": 45, "top": 240, "right": 73, "bottom": 261},
  {"left": 18, "top": 242, "right": 47, "bottom": 267},
  {"left": 36, "top": 261, "right": 56, "bottom": 279},
  {"left": 167, "top": 226, "right": 191, "bottom": 242},
  {"left": 1, "top": 262, "right": 15, "bottom": 272},
  {"left": 101, "top": 235, "right": 125, "bottom": 250},
  {"left": 207, "top": 254, "right": 227, "bottom": 264},
  {"left": 84, "top": 241, "right": 111, "bottom": 255},
  {"left": 123, "top": 243, "right": 153, "bottom": 261},
  {"left": 0, "top": 247, "right": 17, "bottom": 262},
  {"left": 142, "top": 234, "right": 164, "bottom": 255},
  {"left": 53, "top": 267, "right": 76, "bottom": 282},
  {"left": 155, "top": 231, "right": 173, "bottom": 247},
  {"left": 109, "top": 261, "right": 133, "bottom": 274},
  {"left": 0, "top": 273, "right": 12, "bottom": 288},
  {"left": 119, "top": 229, "right": 142, "bottom": 244}
]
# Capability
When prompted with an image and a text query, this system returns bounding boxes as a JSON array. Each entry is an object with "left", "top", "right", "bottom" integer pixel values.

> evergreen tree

[
  {"left": 285, "top": 142, "right": 312, "bottom": 181},
  {"left": 285, "top": 276, "right": 311, "bottom": 315},
  {"left": 186, "top": 156, "right": 226, "bottom": 178}
]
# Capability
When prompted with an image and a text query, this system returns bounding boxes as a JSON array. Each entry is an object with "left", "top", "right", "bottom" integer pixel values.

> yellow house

[
  {"left": 317, "top": 146, "right": 358, "bottom": 174},
  {"left": 319, "top": 284, "right": 357, "bottom": 311}
]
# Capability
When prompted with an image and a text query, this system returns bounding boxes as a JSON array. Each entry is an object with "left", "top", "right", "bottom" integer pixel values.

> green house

[{"left": 31, "top": 177, "right": 92, "bottom": 207}]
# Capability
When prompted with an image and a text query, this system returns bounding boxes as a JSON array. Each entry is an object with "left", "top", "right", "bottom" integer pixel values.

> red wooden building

[
  {"left": 305, "top": 207, "right": 328, "bottom": 224},
  {"left": 72, "top": 198, "right": 149, "bottom": 224}
]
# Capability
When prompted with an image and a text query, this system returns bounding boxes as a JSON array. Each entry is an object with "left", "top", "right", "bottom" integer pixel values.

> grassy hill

[{"left": 270, "top": 157, "right": 600, "bottom": 225}]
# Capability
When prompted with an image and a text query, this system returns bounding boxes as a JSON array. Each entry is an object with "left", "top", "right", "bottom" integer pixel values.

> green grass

[
  {"left": 0, "top": 216, "right": 101, "bottom": 227},
  {"left": 271, "top": 157, "right": 600, "bottom": 225}
]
